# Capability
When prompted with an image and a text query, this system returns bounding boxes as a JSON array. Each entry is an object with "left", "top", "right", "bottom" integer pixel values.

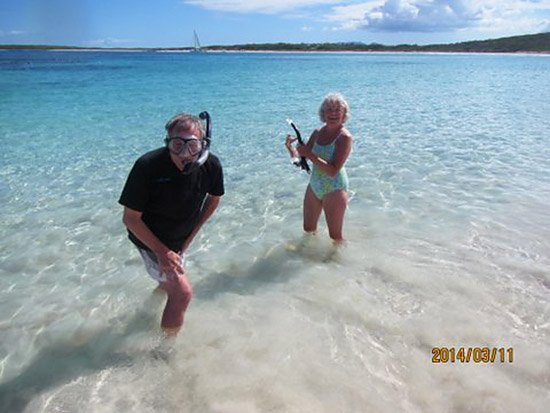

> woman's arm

[
  {"left": 298, "top": 131, "right": 352, "bottom": 177},
  {"left": 305, "top": 129, "right": 319, "bottom": 151}
]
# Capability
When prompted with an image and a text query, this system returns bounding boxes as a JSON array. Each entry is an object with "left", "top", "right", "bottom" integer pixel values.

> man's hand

[{"left": 156, "top": 249, "right": 184, "bottom": 281}]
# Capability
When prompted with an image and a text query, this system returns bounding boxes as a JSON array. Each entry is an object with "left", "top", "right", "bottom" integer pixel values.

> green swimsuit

[{"left": 309, "top": 135, "right": 349, "bottom": 199}]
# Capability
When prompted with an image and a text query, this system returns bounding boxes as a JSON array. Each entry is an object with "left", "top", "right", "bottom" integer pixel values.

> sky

[{"left": 0, "top": 0, "right": 549, "bottom": 47}]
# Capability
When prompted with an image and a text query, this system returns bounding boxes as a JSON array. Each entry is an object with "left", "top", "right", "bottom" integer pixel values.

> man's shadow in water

[
  {"left": 0, "top": 293, "right": 163, "bottom": 413},
  {"left": 0, "top": 242, "right": 316, "bottom": 412}
]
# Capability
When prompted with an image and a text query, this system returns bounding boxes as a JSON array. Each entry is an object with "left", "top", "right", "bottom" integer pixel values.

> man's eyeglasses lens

[{"left": 167, "top": 138, "right": 202, "bottom": 155}]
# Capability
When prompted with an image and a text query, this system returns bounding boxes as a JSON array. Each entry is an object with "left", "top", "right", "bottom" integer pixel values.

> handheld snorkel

[
  {"left": 286, "top": 119, "right": 311, "bottom": 174},
  {"left": 180, "top": 111, "right": 212, "bottom": 175}
]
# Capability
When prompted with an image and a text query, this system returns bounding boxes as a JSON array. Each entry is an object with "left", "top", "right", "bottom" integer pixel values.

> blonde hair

[
  {"left": 318, "top": 92, "right": 349, "bottom": 123},
  {"left": 165, "top": 113, "right": 205, "bottom": 138}
]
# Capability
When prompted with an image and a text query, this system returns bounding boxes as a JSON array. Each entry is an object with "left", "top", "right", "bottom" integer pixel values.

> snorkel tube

[
  {"left": 286, "top": 119, "right": 311, "bottom": 174},
  {"left": 181, "top": 111, "right": 212, "bottom": 175}
]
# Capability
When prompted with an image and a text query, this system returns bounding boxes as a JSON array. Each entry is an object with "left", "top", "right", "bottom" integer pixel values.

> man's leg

[
  {"left": 138, "top": 248, "right": 192, "bottom": 336},
  {"left": 159, "top": 271, "right": 193, "bottom": 336}
]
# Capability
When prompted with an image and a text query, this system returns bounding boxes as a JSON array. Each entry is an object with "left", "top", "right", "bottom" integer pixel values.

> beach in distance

[
  {"left": 0, "top": 49, "right": 549, "bottom": 412},
  {"left": 3, "top": 31, "right": 549, "bottom": 54}
]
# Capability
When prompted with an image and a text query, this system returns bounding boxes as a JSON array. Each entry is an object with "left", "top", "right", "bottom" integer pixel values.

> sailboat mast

[{"left": 193, "top": 30, "right": 201, "bottom": 51}]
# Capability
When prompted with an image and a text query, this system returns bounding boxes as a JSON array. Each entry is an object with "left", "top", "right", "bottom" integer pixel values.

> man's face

[{"left": 167, "top": 126, "right": 203, "bottom": 170}]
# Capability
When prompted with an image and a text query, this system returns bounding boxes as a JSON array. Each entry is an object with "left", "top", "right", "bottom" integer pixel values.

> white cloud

[
  {"left": 327, "top": 1, "right": 482, "bottom": 32},
  {"left": 185, "top": 0, "right": 550, "bottom": 35},
  {"left": 185, "top": 0, "right": 343, "bottom": 14},
  {"left": 0, "top": 29, "right": 26, "bottom": 37},
  {"left": 323, "top": 0, "right": 550, "bottom": 34},
  {"left": 301, "top": 25, "right": 314, "bottom": 31},
  {"left": 325, "top": 1, "right": 385, "bottom": 30},
  {"left": 472, "top": 0, "right": 550, "bottom": 32}
]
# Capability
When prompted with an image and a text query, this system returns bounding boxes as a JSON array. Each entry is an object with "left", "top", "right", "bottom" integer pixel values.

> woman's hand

[
  {"left": 285, "top": 134, "right": 297, "bottom": 146},
  {"left": 285, "top": 134, "right": 299, "bottom": 158}
]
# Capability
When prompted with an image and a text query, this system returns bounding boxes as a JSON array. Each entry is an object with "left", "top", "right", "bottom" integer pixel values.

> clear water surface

[{"left": 0, "top": 50, "right": 549, "bottom": 412}]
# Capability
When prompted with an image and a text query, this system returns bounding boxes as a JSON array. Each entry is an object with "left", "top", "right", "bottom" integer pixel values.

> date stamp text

[{"left": 432, "top": 347, "right": 514, "bottom": 363}]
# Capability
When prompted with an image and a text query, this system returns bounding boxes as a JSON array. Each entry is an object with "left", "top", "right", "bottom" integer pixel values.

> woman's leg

[
  {"left": 322, "top": 190, "right": 348, "bottom": 243},
  {"left": 303, "top": 185, "right": 323, "bottom": 233}
]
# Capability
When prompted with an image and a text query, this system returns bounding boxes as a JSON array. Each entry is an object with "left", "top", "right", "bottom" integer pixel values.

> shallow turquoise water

[{"left": 1, "top": 50, "right": 549, "bottom": 412}]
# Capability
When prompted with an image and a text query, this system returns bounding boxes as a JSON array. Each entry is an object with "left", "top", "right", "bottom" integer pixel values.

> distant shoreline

[
  {"left": 1, "top": 32, "right": 549, "bottom": 54},
  {"left": 1, "top": 47, "right": 548, "bottom": 55},
  {"left": 1, "top": 48, "right": 548, "bottom": 56}
]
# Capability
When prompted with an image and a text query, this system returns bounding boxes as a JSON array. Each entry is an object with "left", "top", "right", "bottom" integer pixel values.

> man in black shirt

[{"left": 119, "top": 113, "right": 224, "bottom": 336}]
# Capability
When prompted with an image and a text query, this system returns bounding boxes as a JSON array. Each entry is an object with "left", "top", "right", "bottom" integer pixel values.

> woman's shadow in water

[
  {"left": 192, "top": 235, "right": 342, "bottom": 300},
  {"left": 192, "top": 239, "right": 322, "bottom": 300}
]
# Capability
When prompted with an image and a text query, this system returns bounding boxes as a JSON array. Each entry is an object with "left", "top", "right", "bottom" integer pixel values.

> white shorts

[{"left": 137, "top": 248, "right": 186, "bottom": 283}]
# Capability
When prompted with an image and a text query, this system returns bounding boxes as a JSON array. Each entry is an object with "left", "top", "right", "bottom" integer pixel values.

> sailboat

[{"left": 192, "top": 30, "right": 203, "bottom": 53}]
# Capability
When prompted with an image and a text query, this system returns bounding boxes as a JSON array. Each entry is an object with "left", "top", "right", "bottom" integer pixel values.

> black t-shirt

[{"left": 119, "top": 147, "right": 224, "bottom": 252}]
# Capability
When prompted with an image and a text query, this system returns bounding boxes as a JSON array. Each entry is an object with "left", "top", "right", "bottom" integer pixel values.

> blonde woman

[{"left": 286, "top": 93, "right": 352, "bottom": 243}]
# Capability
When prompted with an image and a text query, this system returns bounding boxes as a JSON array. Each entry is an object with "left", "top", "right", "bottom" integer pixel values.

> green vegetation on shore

[
  {"left": 208, "top": 32, "right": 549, "bottom": 53},
  {"left": 2, "top": 32, "right": 549, "bottom": 53}
]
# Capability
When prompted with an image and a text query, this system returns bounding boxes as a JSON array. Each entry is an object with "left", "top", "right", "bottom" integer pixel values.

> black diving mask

[{"left": 165, "top": 135, "right": 203, "bottom": 157}]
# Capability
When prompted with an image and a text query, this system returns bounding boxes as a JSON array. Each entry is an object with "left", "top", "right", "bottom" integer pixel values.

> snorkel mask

[{"left": 164, "top": 111, "right": 212, "bottom": 175}]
